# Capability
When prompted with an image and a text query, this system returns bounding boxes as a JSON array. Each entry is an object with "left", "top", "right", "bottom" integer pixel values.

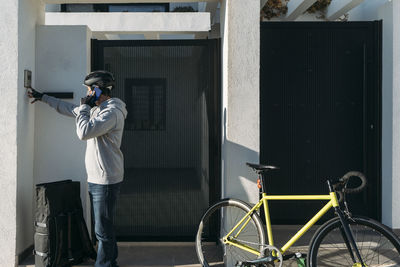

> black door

[
  {"left": 260, "top": 22, "right": 382, "bottom": 224},
  {"left": 92, "top": 39, "right": 221, "bottom": 240}
]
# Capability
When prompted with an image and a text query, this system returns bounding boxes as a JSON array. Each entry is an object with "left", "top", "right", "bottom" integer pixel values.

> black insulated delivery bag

[{"left": 34, "top": 180, "right": 96, "bottom": 267}]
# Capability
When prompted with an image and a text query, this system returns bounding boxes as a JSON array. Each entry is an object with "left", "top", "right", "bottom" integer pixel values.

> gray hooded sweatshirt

[{"left": 42, "top": 94, "right": 128, "bottom": 185}]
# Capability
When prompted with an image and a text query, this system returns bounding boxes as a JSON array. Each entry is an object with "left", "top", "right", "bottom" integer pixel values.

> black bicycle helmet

[{"left": 83, "top": 70, "right": 115, "bottom": 90}]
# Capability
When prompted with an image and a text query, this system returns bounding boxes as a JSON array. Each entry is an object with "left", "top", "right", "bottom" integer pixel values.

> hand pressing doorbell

[{"left": 24, "top": 70, "right": 32, "bottom": 88}]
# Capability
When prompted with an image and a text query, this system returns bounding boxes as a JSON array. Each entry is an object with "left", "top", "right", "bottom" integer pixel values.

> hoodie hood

[{"left": 101, "top": 97, "right": 128, "bottom": 119}]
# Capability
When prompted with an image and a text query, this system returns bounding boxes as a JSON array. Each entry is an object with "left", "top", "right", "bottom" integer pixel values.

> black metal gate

[
  {"left": 92, "top": 39, "right": 221, "bottom": 240},
  {"left": 260, "top": 22, "right": 382, "bottom": 224}
]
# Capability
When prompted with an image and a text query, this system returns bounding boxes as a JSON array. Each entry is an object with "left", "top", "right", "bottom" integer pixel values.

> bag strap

[
  {"left": 67, "top": 212, "right": 74, "bottom": 262},
  {"left": 52, "top": 214, "right": 66, "bottom": 267},
  {"left": 33, "top": 250, "right": 48, "bottom": 257},
  {"left": 34, "top": 221, "right": 47, "bottom": 228}
]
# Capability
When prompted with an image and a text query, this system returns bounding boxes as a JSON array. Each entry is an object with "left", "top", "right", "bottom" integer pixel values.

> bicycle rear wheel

[
  {"left": 196, "top": 198, "right": 266, "bottom": 267},
  {"left": 308, "top": 216, "right": 400, "bottom": 267}
]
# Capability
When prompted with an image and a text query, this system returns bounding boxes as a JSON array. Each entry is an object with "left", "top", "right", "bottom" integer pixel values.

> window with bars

[{"left": 125, "top": 78, "right": 166, "bottom": 131}]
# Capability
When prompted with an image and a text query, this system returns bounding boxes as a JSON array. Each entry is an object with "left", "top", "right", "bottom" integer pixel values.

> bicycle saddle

[{"left": 246, "top": 162, "right": 279, "bottom": 172}]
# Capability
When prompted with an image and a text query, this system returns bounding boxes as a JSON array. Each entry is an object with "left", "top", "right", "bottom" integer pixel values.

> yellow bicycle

[{"left": 196, "top": 162, "right": 400, "bottom": 267}]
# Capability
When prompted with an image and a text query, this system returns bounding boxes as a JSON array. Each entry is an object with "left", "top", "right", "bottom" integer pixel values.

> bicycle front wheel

[
  {"left": 196, "top": 198, "right": 266, "bottom": 267},
  {"left": 308, "top": 216, "right": 400, "bottom": 267}
]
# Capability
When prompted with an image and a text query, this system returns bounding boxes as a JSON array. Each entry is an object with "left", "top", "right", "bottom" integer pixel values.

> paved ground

[
  {"left": 19, "top": 226, "right": 400, "bottom": 267},
  {"left": 20, "top": 243, "right": 307, "bottom": 267},
  {"left": 20, "top": 243, "right": 203, "bottom": 267},
  {"left": 19, "top": 226, "right": 314, "bottom": 267}
]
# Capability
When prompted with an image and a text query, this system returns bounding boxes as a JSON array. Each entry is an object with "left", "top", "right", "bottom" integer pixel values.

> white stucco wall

[
  {"left": 35, "top": 25, "right": 92, "bottom": 223},
  {"left": 1, "top": 0, "right": 45, "bottom": 265},
  {"left": 220, "top": 0, "right": 260, "bottom": 204},
  {"left": 348, "top": 0, "right": 389, "bottom": 20},
  {"left": 45, "top": 4, "right": 61, "bottom": 12},
  {"left": 17, "top": 0, "right": 45, "bottom": 260},
  {"left": 349, "top": 0, "right": 400, "bottom": 228},
  {"left": 0, "top": 1, "right": 18, "bottom": 266},
  {"left": 379, "top": 1, "right": 395, "bottom": 228},
  {"left": 45, "top": 12, "right": 210, "bottom": 33},
  {"left": 392, "top": 0, "right": 400, "bottom": 228}
]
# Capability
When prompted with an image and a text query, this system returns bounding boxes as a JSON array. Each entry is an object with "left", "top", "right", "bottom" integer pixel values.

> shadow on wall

[{"left": 222, "top": 108, "right": 260, "bottom": 204}]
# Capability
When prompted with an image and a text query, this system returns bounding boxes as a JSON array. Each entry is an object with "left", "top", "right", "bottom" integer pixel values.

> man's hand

[
  {"left": 80, "top": 94, "right": 96, "bottom": 108},
  {"left": 27, "top": 87, "right": 44, "bottom": 104}
]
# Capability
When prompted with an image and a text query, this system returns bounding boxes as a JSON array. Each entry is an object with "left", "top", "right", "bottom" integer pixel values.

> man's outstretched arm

[
  {"left": 28, "top": 87, "right": 79, "bottom": 118},
  {"left": 41, "top": 94, "right": 79, "bottom": 118}
]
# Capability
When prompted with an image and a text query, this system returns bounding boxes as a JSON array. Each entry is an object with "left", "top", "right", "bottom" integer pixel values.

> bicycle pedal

[
  {"left": 282, "top": 252, "right": 307, "bottom": 261},
  {"left": 237, "top": 256, "right": 276, "bottom": 266}
]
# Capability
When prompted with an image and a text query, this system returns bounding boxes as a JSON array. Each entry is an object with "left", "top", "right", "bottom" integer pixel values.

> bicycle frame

[{"left": 223, "top": 191, "right": 340, "bottom": 256}]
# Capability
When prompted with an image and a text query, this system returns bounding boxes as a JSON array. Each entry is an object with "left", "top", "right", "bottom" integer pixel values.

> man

[{"left": 28, "top": 70, "right": 127, "bottom": 267}]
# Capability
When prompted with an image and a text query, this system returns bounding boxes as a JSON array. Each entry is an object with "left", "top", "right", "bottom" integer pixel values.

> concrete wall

[
  {"left": 219, "top": 1, "right": 259, "bottom": 265},
  {"left": 35, "top": 25, "right": 92, "bottom": 222},
  {"left": 45, "top": 12, "right": 210, "bottom": 33},
  {"left": 220, "top": 0, "right": 260, "bottom": 204},
  {"left": 0, "top": 0, "right": 45, "bottom": 265},
  {"left": 17, "top": 0, "right": 45, "bottom": 260},
  {"left": 348, "top": 0, "right": 389, "bottom": 20},
  {"left": 393, "top": 0, "right": 400, "bottom": 229},
  {"left": 349, "top": 0, "right": 400, "bottom": 228},
  {"left": 0, "top": 1, "right": 19, "bottom": 265},
  {"left": 45, "top": 4, "right": 61, "bottom": 12}
]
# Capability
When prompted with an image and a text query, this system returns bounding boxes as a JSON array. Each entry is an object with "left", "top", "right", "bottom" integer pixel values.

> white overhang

[
  {"left": 45, "top": 12, "right": 211, "bottom": 33},
  {"left": 44, "top": 0, "right": 217, "bottom": 3},
  {"left": 260, "top": 0, "right": 268, "bottom": 9},
  {"left": 326, "top": 0, "right": 364, "bottom": 20},
  {"left": 285, "top": 0, "right": 318, "bottom": 20}
]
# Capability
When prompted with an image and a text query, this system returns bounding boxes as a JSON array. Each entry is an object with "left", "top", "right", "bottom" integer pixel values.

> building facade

[{"left": 0, "top": 0, "right": 399, "bottom": 266}]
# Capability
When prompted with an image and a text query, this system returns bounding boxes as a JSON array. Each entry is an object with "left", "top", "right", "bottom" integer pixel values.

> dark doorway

[
  {"left": 260, "top": 22, "right": 382, "bottom": 224},
  {"left": 92, "top": 39, "right": 221, "bottom": 240}
]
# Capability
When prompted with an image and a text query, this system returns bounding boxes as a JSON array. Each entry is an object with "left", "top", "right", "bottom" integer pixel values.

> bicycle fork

[
  {"left": 335, "top": 206, "right": 366, "bottom": 267},
  {"left": 327, "top": 180, "right": 366, "bottom": 267}
]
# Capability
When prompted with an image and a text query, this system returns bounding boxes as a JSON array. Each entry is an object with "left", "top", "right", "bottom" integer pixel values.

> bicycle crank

[{"left": 236, "top": 245, "right": 283, "bottom": 267}]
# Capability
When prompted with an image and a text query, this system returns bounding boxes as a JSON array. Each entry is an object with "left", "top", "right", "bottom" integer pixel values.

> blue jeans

[{"left": 88, "top": 182, "right": 121, "bottom": 267}]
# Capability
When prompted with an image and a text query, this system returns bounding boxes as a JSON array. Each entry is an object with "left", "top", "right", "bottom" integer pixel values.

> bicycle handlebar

[
  {"left": 332, "top": 171, "right": 367, "bottom": 195},
  {"left": 341, "top": 171, "right": 367, "bottom": 193}
]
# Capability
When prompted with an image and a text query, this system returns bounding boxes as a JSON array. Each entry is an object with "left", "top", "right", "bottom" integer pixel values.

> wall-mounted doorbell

[
  {"left": 24, "top": 69, "right": 73, "bottom": 99},
  {"left": 24, "top": 70, "right": 32, "bottom": 88}
]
